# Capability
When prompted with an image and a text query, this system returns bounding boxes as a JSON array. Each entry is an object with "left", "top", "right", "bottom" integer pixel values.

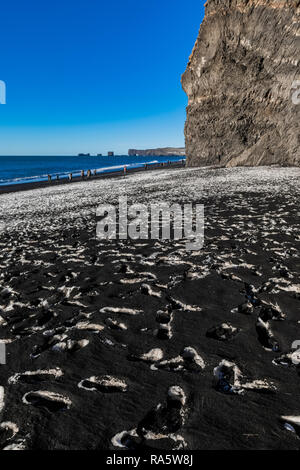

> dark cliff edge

[
  {"left": 182, "top": 0, "right": 300, "bottom": 167},
  {"left": 128, "top": 148, "right": 186, "bottom": 157}
]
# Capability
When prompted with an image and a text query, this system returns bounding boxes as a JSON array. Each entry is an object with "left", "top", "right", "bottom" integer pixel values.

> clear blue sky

[{"left": 0, "top": 0, "right": 205, "bottom": 155}]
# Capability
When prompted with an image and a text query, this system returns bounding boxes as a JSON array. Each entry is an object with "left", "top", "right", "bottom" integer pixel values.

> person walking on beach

[
  {"left": 124, "top": 166, "right": 127, "bottom": 177},
  {"left": 69, "top": 173, "right": 73, "bottom": 181}
]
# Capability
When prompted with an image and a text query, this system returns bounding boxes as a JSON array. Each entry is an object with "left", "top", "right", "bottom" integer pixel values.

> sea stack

[{"left": 182, "top": 0, "right": 300, "bottom": 167}]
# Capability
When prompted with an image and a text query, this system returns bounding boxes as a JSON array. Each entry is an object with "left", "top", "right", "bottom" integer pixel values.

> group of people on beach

[{"left": 46, "top": 160, "right": 185, "bottom": 184}]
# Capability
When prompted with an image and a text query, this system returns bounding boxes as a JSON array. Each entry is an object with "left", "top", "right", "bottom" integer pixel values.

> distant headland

[{"left": 128, "top": 147, "right": 185, "bottom": 157}]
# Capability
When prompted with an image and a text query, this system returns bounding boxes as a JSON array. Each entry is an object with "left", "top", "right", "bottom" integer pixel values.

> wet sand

[{"left": 0, "top": 166, "right": 299, "bottom": 450}]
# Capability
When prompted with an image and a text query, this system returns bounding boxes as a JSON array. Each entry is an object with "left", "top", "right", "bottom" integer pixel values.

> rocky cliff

[
  {"left": 182, "top": 0, "right": 300, "bottom": 167},
  {"left": 128, "top": 148, "right": 186, "bottom": 157}
]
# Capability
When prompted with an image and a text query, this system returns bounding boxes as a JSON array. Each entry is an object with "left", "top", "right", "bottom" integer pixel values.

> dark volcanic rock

[{"left": 182, "top": 0, "right": 300, "bottom": 167}]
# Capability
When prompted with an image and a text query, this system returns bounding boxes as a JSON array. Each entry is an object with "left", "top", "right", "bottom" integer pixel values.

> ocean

[{"left": 0, "top": 155, "right": 185, "bottom": 186}]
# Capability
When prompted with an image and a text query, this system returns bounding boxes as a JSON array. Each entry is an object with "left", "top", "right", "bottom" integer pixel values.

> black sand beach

[
  {"left": 0, "top": 166, "right": 299, "bottom": 450},
  {"left": 0, "top": 160, "right": 185, "bottom": 195}
]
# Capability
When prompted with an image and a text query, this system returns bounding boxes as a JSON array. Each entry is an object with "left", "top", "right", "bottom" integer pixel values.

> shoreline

[{"left": 0, "top": 160, "right": 185, "bottom": 195}]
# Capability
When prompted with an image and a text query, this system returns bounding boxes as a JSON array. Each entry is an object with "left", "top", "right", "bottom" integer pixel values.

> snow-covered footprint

[
  {"left": 22, "top": 391, "right": 72, "bottom": 412},
  {"left": 78, "top": 375, "right": 127, "bottom": 393}
]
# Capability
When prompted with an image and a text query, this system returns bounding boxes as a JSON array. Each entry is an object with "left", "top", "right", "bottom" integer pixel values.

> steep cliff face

[{"left": 182, "top": 0, "right": 300, "bottom": 167}]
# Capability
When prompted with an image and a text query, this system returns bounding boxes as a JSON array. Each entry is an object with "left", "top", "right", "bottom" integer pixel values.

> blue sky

[{"left": 0, "top": 0, "right": 205, "bottom": 155}]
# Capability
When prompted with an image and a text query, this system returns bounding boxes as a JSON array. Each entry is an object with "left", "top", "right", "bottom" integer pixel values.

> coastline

[{"left": 0, "top": 160, "right": 185, "bottom": 195}]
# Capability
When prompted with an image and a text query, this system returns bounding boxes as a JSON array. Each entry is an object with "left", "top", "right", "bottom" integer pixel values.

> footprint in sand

[
  {"left": 0, "top": 422, "right": 20, "bottom": 450},
  {"left": 22, "top": 391, "right": 72, "bottom": 412},
  {"left": 206, "top": 323, "right": 239, "bottom": 341},
  {"left": 111, "top": 386, "right": 187, "bottom": 450},
  {"left": 152, "top": 347, "right": 205, "bottom": 373},
  {"left": 256, "top": 317, "right": 280, "bottom": 352},
  {"left": 213, "top": 360, "right": 276, "bottom": 395},
  {"left": 78, "top": 375, "right": 127, "bottom": 393},
  {"left": 8, "top": 368, "right": 63, "bottom": 385}
]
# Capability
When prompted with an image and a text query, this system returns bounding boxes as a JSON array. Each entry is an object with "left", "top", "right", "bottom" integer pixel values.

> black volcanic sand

[{"left": 0, "top": 166, "right": 299, "bottom": 450}]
